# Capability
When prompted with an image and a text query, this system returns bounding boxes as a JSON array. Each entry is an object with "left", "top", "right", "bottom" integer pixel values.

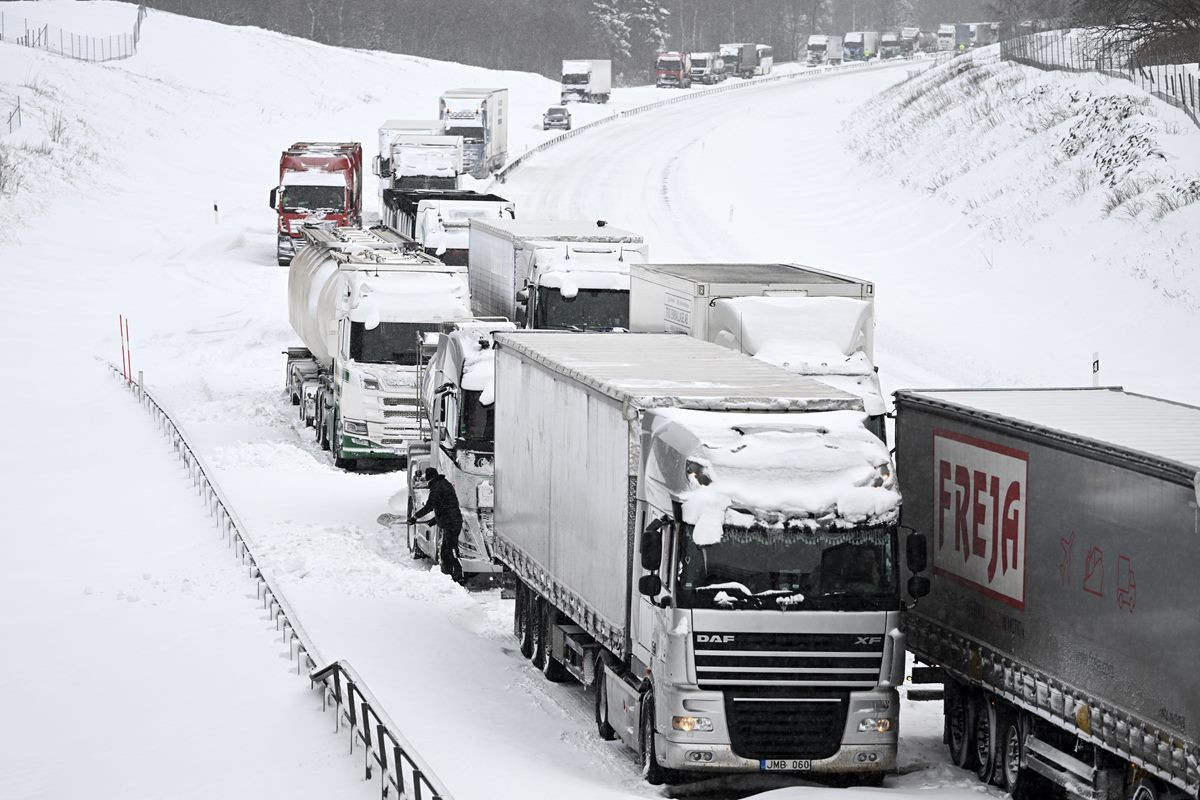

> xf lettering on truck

[{"left": 933, "top": 429, "right": 1029, "bottom": 610}]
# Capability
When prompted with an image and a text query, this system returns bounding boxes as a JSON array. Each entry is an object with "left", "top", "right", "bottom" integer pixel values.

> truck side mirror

[
  {"left": 906, "top": 531, "right": 928, "bottom": 574},
  {"left": 638, "top": 574, "right": 662, "bottom": 597},
  {"left": 907, "top": 575, "right": 931, "bottom": 599},
  {"left": 640, "top": 518, "right": 664, "bottom": 571},
  {"left": 269, "top": 187, "right": 278, "bottom": 209}
]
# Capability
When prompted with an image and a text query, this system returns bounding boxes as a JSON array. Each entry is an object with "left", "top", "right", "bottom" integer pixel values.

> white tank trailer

[
  {"left": 896, "top": 388, "right": 1200, "bottom": 800},
  {"left": 284, "top": 226, "right": 471, "bottom": 469}
]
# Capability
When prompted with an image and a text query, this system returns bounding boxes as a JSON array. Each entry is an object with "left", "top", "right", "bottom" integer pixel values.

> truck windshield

[
  {"left": 281, "top": 185, "right": 344, "bottom": 212},
  {"left": 348, "top": 321, "right": 425, "bottom": 365},
  {"left": 808, "top": 43, "right": 826, "bottom": 51},
  {"left": 676, "top": 523, "right": 898, "bottom": 611},
  {"left": 459, "top": 389, "right": 494, "bottom": 451},
  {"left": 692, "top": 58, "right": 708, "bottom": 67},
  {"left": 562, "top": 73, "right": 590, "bottom": 85},
  {"left": 445, "top": 125, "right": 484, "bottom": 141},
  {"left": 657, "top": 60, "right": 682, "bottom": 70},
  {"left": 533, "top": 287, "right": 629, "bottom": 330}
]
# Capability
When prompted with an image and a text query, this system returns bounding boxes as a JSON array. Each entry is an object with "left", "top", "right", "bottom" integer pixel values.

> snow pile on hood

[
  {"left": 395, "top": 143, "right": 460, "bottom": 178},
  {"left": 281, "top": 169, "right": 349, "bottom": 186},
  {"left": 532, "top": 243, "right": 646, "bottom": 297},
  {"left": 647, "top": 408, "right": 899, "bottom": 546}
]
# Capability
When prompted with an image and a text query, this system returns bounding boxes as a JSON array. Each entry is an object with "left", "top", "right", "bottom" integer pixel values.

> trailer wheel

[
  {"left": 1000, "top": 711, "right": 1024, "bottom": 795},
  {"left": 530, "top": 596, "right": 547, "bottom": 670},
  {"left": 1129, "top": 777, "right": 1162, "bottom": 800},
  {"left": 594, "top": 653, "right": 617, "bottom": 740},
  {"left": 518, "top": 586, "right": 535, "bottom": 659},
  {"left": 946, "top": 681, "right": 977, "bottom": 770},
  {"left": 973, "top": 695, "right": 1000, "bottom": 784},
  {"left": 639, "top": 694, "right": 670, "bottom": 785},
  {"left": 540, "top": 602, "right": 570, "bottom": 683}
]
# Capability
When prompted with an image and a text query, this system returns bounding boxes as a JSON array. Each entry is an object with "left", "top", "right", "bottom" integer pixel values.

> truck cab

[
  {"left": 687, "top": 53, "right": 724, "bottom": 85},
  {"left": 269, "top": 142, "right": 362, "bottom": 266},
  {"left": 880, "top": 32, "right": 901, "bottom": 59},
  {"left": 439, "top": 88, "right": 509, "bottom": 178},
  {"left": 656, "top": 52, "right": 692, "bottom": 88}
]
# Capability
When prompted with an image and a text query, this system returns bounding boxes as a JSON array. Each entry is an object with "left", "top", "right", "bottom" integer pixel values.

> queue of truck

[{"left": 263, "top": 76, "right": 1199, "bottom": 800}]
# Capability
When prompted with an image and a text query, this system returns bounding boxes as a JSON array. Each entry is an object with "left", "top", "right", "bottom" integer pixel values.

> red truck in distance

[
  {"left": 268, "top": 142, "right": 363, "bottom": 266},
  {"left": 655, "top": 51, "right": 691, "bottom": 88}
]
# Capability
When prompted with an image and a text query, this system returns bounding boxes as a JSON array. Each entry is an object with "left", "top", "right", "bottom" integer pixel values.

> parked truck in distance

[
  {"left": 688, "top": 52, "right": 725, "bottom": 84},
  {"left": 561, "top": 59, "right": 611, "bottom": 103},
  {"left": 404, "top": 319, "right": 516, "bottom": 578},
  {"left": 970, "top": 22, "right": 997, "bottom": 48},
  {"left": 285, "top": 225, "right": 471, "bottom": 470},
  {"left": 896, "top": 388, "right": 1200, "bottom": 800},
  {"left": 718, "top": 43, "right": 745, "bottom": 77},
  {"left": 628, "top": 263, "right": 884, "bottom": 441},
  {"left": 468, "top": 218, "right": 646, "bottom": 330},
  {"left": 494, "top": 332, "right": 911, "bottom": 785},
  {"left": 806, "top": 34, "right": 843, "bottom": 66},
  {"left": 656, "top": 51, "right": 692, "bottom": 88},
  {"left": 269, "top": 142, "right": 362, "bottom": 266},
  {"left": 880, "top": 31, "right": 902, "bottom": 59},
  {"left": 372, "top": 121, "right": 462, "bottom": 199},
  {"left": 440, "top": 88, "right": 508, "bottom": 178},
  {"left": 843, "top": 32, "right": 880, "bottom": 61},
  {"left": 382, "top": 188, "right": 514, "bottom": 266},
  {"left": 900, "top": 27, "right": 922, "bottom": 56}
]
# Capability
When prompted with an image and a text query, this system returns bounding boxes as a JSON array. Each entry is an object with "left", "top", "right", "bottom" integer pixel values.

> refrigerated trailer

[
  {"left": 439, "top": 88, "right": 508, "bottom": 178},
  {"left": 494, "top": 332, "right": 913, "bottom": 785},
  {"left": 896, "top": 388, "right": 1200, "bottom": 800},
  {"left": 561, "top": 59, "right": 611, "bottom": 103}
]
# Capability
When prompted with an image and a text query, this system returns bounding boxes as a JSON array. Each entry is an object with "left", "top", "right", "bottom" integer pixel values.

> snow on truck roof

[
  {"left": 495, "top": 332, "right": 863, "bottom": 413},
  {"left": 900, "top": 388, "right": 1200, "bottom": 474},
  {"left": 634, "top": 263, "right": 865, "bottom": 286},
  {"left": 472, "top": 218, "right": 643, "bottom": 243}
]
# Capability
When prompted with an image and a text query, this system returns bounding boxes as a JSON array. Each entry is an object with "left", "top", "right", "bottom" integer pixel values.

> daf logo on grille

[
  {"left": 696, "top": 634, "right": 734, "bottom": 643},
  {"left": 855, "top": 636, "right": 883, "bottom": 646}
]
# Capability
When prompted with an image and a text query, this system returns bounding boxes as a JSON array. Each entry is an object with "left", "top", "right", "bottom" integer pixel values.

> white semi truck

[
  {"left": 468, "top": 219, "right": 647, "bottom": 330},
  {"left": 493, "top": 332, "right": 909, "bottom": 785},
  {"left": 439, "top": 88, "right": 508, "bottom": 178},
  {"left": 561, "top": 59, "right": 612, "bottom": 103},
  {"left": 381, "top": 188, "right": 514, "bottom": 266},
  {"left": 628, "top": 263, "right": 885, "bottom": 440},
  {"left": 806, "top": 34, "right": 844, "bottom": 65},
  {"left": 284, "top": 226, "right": 471, "bottom": 469},
  {"left": 372, "top": 121, "right": 463, "bottom": 201},
  {"left": 404, "top": 319, "right": 516, "bottom": 577}
]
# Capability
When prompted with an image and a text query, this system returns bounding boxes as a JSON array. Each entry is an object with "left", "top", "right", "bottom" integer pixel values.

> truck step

[
  {"left": 909, "top": 666, "right": 945, "bottom": 684},
  {"left": 906, "top": 688, "right": 945, "bottom": 702}
]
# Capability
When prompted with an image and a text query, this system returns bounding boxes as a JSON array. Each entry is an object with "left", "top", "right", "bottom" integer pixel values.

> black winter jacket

[{"left": 414, "top": 475, "right": 463, "bottom": 528}]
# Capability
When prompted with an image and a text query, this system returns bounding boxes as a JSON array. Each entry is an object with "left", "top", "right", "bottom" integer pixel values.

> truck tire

[
  {"left": 540, "top": 602, "right": 570, "bottom": 683},
  {"left": 639, "top": 694, "right": 670, "bottom": 785},
  {"left": 530, "top": 595, "right": 547, "bottom": 670},
  {"left": 319, "top": 407, "right": 331, "bottom": 451},
  {"left": 518, "top": 586, "right": 535, "bottom": 659},
  {"left": 974, "top": 694, "right": 1000, "bottom": 784},
  {"left": 593, "top": 653, "right": 617, "bottom": 740},
  {"left": 946, "top": 681, "right": 977, "bottom": 770},
  {"left": 1000, "top": 710, "right": 1024, "bottom": 795},
  {"left": 1129, "top": 777, "right": 1162, "bottom": 800}
]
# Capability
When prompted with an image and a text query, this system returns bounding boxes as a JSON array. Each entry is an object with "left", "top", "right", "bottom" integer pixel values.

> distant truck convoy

[
  {"left": 843, "top": 31, "right": 880, "bottom": 61},
  {"left": 372, "top": 120, "right": 463, "bottom": 200},
  {"left": 806, "top": 34, "right": 843, "bottom": 66},
  {"left": 627, "top": 263, "right": 885, "bottom": 441},
  {"left": 718, "top": 43, "right": 773, "bottom": 78},
  {"left": 467, "top": 218, "right": 647, "bottom": 330},
  {"left": 561, "top": 59, "right": 611, "bottom": 104},
  {"left": 269, "top": 142, "right": 363, "bottom": 266},
  {"left": 439, "top": 88, "right": 508, "bottom": 178},
  {"left": 493, "top": 332, "right": 910, "bottom": 785},
  {"left": 284, "top": 225, "right": 470, "bottom": 469},
  {"left": 896, "top": 388, "right": 1200, "bottom": 800},
  {"left": 656, "top": 51, "right": 692, "bottom": 88},
  {"left": 688, "top": 52, "right": 725, "bottom": 84},
  {"left": 405, "top": 319, "right": 516, "bottom": 577},
  {"left": 381, "top": 188, "right": 514, "bottom": 266}
]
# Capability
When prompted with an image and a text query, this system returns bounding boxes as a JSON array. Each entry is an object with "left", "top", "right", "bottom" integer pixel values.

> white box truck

[
  {"left": 628, "top": 262, "right": 884, "bottom": 440},
  {"left": 843, "top": 31, "right": 880, "bottom": 61},
  {"left": 807, "top": 34, "right": 843, "bottom": 65},
  {"left": 440, "top": 88, "right": 508, "bottom": 178},
  {"left": 493, "top": 332, "right": 909, "bottom": 785},
  {"left": 468, "top": 219, "right": 646, "bottom": 330},
  {"left": 284, "top": 226, "right": 471, "bottom": 470},
  {"left": 561, "top": 59, "right": 612, "bottom": 103}
]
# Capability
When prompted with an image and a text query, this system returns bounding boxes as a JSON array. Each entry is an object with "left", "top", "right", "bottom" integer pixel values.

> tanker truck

[
  {"left": 402, "top": 319, "right": 516, "bottom": 578},
  {"left": 896, "top": 388, "right": 1200, "bottom": 800},
  {"left": 494, "top": 332, "right": 915, "bottom": 786},
  {"left": 284, "top": 225, "right": 471, "bottom": 470}
]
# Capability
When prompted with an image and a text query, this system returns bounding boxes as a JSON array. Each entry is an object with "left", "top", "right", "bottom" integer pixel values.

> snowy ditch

[{"left": 107, "top": 366, "right": 457, "bottom": 800}]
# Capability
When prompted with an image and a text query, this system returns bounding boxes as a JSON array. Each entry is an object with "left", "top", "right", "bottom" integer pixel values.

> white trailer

[
  {"left": 494, "top": 332, "right": 906, "bottom": 785},
  {"left": 628, "top": 263, "right": 883, "bottom": 439},
  {"left": 284, "top": 226, "right": 471, "bottom": 469},
  {"left": 806, "top": 34, "right": 843, "bottom": 65},
  {"left": 561, "top": 59, "right": 612, "bottom": 103},
  {"left": 468, "top": 218, "right": 646, "bottom": 330},
  {"left": 439, "top": 88, "right": 508, "bottom": 178}
]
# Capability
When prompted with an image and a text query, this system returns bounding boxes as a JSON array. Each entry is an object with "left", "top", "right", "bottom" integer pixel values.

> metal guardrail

[
  {"left": 108, "top": 366, "right": 454, "bottom": 800},
  {"left": 494, "top": 55, "right": 933, "bottom": 185}
]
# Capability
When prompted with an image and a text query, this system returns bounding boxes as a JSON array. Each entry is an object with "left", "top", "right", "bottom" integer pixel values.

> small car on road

[{"left": 543, "top": 106, "right": 571, "bottom": 130}]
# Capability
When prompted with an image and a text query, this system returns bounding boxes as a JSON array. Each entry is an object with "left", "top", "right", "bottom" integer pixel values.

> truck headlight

[
  {"left": 857, "top": 717, "right": 893, "bottom": 733},
  {"left": 359, "top": 374, "right": 381, "bottom": 391},
  {"left": 672, "top": 716, "right": 713, "bottom": 732},
  {"left": 343, "top": 419, "right": 368, "bottom": 435}
]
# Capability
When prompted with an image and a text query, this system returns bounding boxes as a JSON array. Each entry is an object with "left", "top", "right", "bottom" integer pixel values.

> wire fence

[
  {"left": 1001, "top": 29, "right": 1200, "bottom": 129},
  {"left": 0, "top": 4, "right": 147, "bottom": 62},
  {"left": 5, "top": 96, "right": 20, "bottom": 135},
  {"left": 109, "top": 365, "right": 455, "bottom": 800}
]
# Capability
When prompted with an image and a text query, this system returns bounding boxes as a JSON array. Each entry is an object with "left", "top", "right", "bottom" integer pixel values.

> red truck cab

[
  {"left": 268, "top": 142, "right": 362, "bottom": 266},
  {"left": 655, "top": 51, "right": 691, "bottom": 88}
]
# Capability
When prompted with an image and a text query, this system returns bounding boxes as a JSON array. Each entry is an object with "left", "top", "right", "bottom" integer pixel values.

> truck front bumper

[{"left": 659, "top": 741, "right": 896, "bottom": 774}]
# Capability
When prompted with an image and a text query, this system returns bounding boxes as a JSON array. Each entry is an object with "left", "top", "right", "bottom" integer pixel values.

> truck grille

[
  {"left": 695, "top": 632, "right": 884, "bottom": 761},
  {"left": 383, "top": 409, "right": 417, "bottom": 419}
]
